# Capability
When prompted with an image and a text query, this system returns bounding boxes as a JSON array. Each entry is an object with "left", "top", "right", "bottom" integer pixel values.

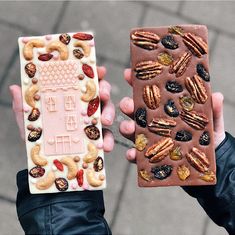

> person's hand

[
  {"left": 9, "top": 66, "right": 115, "bottom": 153},
  {"left": 119, "top": 68, "right": 226, "bottom": 163}
]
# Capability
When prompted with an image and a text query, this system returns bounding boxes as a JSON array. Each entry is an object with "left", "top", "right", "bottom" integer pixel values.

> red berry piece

[
  {"left": 82, "top": 64, "right": 94, "bottom": 78},
  {"left": 73, "top": 33, "right": 93, "bottom": 41},
  {"left": 87, "top": 96, "right": 99, "bottom": 117}
]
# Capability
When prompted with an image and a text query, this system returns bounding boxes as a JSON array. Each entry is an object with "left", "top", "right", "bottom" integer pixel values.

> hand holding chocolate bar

[{"left": 120, "top": 25, "right": 226, "bottom": 187}]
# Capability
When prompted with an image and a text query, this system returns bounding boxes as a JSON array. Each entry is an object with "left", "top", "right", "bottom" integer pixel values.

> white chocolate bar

[{"left": 18, "top": 32, "right": 106, "bottom": 194}]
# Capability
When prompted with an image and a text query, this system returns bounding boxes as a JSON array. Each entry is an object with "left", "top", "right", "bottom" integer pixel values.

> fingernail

[
  {"left": 105, "top": 114, "right": 113, "bottom": 124},
  {"left": 9, "top": 85, "right": 14, "bottom": 97}
]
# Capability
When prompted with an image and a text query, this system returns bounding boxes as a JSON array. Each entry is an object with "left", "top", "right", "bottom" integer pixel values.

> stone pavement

[{"left": 0, "top": 1, "right": 234, "bottom": 234}]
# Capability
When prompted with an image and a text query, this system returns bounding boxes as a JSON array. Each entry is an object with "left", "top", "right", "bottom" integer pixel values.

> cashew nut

[
  {"left": 86, "top": 169, "right": 103, "bottom": 187},
  {"left": 81, "top": 80, "right": 96, "bottom": 102},
  {"left": 73, "top": 41, "right": 91, "bottom": 57},
  {"left": 83, "top": 142, "right": 98, "bottom": 163},
  {"left": 60, "top": 156, "right": 77, "bottom": 180},
  {"left": 25, "top": 84, "right": 39, "bottom": 108},
  {"left": 36, "top": 171, "right": 55, "bottom": 190},
  {"left": 46, "top": 40, "right": 69, "bottom": 60},
  {"left": 30, "top": 144, "right": 48, "bottom": 166},
  {"left": 23, "top": 39, "right": 45, "bottom": 60}
]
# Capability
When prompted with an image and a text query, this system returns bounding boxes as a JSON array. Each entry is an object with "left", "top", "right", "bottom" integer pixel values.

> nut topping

[
  {"left": 148, "top": 118, "right": 176, "bottom": 137},
  {"left": 177, "top": 165, "right": 190, "bottom": 181},
  {"left": 135, "top": 61, "right": 163, "bottom": 80},
  {"left": 28, "top": 108, "right": 40, "bottom": 121},
  {"left": 25, "top": 62, "right": 36, "bottom": 78},
  {"left": 135, "top": 134, "right": 148, "bottom": 151},
  {"left": 185, "top": 75, "right": 208, "bottom": 104},
  {"left": 145, "top": 137, "right": 174, "bottom": 163},
  {"left": 169, "top": 52, "right": 192, "bottom": 77},
  {"left": 183, "top": 33, "right": 208, "bottom": 57},
  {"left": 200, "top": 171, "right": 216, "bottom": 182},
  {"left": 180, "top": 110, "right": 209, "bottom": 130},
  {"left": 143, "top": 84, "right": 160, "bottom": 109},
  {"left": 186, "top": 147, "right": 209, "bottom": 173},
  {"left": 131, "top": 31, "right": 160, "bottom": 50},
  {"left": 139, "top": 170, "right": 153, "bottom": 182}
]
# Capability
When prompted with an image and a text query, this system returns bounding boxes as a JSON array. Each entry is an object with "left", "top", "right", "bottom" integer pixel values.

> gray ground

[{"left": 0, "top": 1, "right": 234, "bottom": 235}]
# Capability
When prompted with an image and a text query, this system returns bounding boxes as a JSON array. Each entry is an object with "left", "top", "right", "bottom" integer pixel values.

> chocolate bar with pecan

[{"left": 130, "top": 25, "right": 216, "bottom": 187}]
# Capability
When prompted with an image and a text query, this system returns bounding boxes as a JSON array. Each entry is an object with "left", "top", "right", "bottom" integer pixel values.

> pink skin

[
  {"left": 9, "top": 66, "right": 115, "bottom": 153},
  {"left": 119, "top": 68, "right": 226, "bottom": 163}
]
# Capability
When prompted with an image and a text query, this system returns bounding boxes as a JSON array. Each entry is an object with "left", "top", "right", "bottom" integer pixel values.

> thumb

[{"left": 212, "top": 92, "right": 225, "bottom": 147}]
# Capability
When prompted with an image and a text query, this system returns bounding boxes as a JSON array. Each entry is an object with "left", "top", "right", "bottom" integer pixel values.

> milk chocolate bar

[
  {"left": 18, "top": 32, "right": 106, "bottom": 193},
  {"left": 130, "top": 25, "right": 216, "bottom": 187}
]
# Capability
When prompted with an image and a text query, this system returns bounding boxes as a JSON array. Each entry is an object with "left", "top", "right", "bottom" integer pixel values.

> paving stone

[
  {"left": 112, "top": 165, "right": 207, "bottom": 235},
  {"left": 0, "top": 59, "right": 20, "bottom": 105},
  {"left": 0, "top": 200, "right": 23, "bottom": 235},
  {"left": 206, "top": 218, "right": 227, "bottom": 235},
  {"left": 210, "top": 34, "right": 235, "bottom": 105},
  {"left": 0, "top": 107, "right": 27, "bottom": 199},
  {"left": 0, "top": 2, "right": 64, "bottom": 34},
  {"left": 58, "top": 1, "right": 142, "bottom": 63},
  {"left": 223, "top": 102, "right": 235, "bottom": 136},
  {"left": 181, "top": 1, "right": 235, "bottom": 35},
  {"left": 0, "top": 24, "right": 21, "bottom": 82},
  {"left": 147, "top": 0, "right": 182, "bottom": 12},
  {"left": 103, "top": 143, "right": 129, "bottom": 224}
]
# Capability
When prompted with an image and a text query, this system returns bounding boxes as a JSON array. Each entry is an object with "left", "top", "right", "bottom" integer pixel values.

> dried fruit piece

[
  {"left": 199, "top": 131, "right": 210, "bottom": 145},
  {"left": 175, "top": 130, "right": 192, "bottom": 142},
  {"left": 164, "top": 99, "right": 179, "bottom": 117},
  {"left": 84, "top": 125, "right": 100, "bottom": 140},
  {"left": 135, "top": 108, "right": 147, "bottom": 128},
  {"left": 143, "top": 84, "right": 161, "bottom": 109},
  {"left": 82, "top": 64, "right": 94, "bottom": 78},
  {"left": 28, "top": 108, "right": 40, "bottom": 121},
  {"left": 135, "top": 61, "right": 162, "bottom": 80},
  {"left": 139, "top": 170, "right": 153, "bottom": 182},
  {"left": 29, "top": 166, "right": 45, "bottom": 178},
  {"left": 59, "top": 33, "right": 71, "bottom": 45},
  {"left": 177, "top": 165, "right": 190, "bottom": 181},
  {"left": 197, "top": 63, "right": 210, "bottom": 82},
  {"left": 25, "top": 62, "right": 36, "bottom": 78},
  {"left": 161, "top": 35, "right": 178, "bottom": 49},
  {"left": 87, "top": 96, "right": 99, "bottom": 117},
  {"left": 74, "top": 41, "right": 91, "bottom": 57},
  {"left": 131, "top": 31, "right": 160, "bottom": 50},
  {"left": 53, "top": 159, "right": 64, "bottom": 171},
  {"left": 169, "top": 52, "right": 192, "bottom": 77},
  {"left": 165, "top": 81, "right": 183, "bottom": 93},
  {"left": 180, "top": 110, "right": 209, "bottom": 130},
  {"left": 38, "top": 53, "right": 53, "bottom": 61},
  {"left": 94, "top": 157, "right": 104, "bottom": 172},
  {"left": 168, "top": 26, "right": 184, "bottom": 35},
  {"left": 186, "top": 147, "right": 209, "bottom": 173},
  {"left": 135, "top": 134, "right": 148, "bottom": 151},
  {"left": 179, "top": 96, "right": 195, "bottom": 111},
  {"left": 183, "top": 33, "right": 208, "bottom": 57},
  {"left": 77, "top": 169, "right": 84, "bottom": 187},
  {"left": 170, "top": 146, "right": 182, "bottom": 160},
  {"left": 148, "top": 118, "right": 176, "bottom": 137},
  {"left": 200, "top": 171, "right": 216, "bottom": 182},
  {"left": 73, "top": 32, "right": 93, "bottom": 40},
  {"left": 73, "top": 48, "right": 84, "bottom": 59},
  {"left": 157, "top": 52, "right": 174, "bottom": 66},
  {"left": 28, "top": 128, "right": 42, "bottom": 142},
  {"left": 185, "top": 75, "right": 208, "bottom": 104},
  {"left": 145, "top": 138, "right": 174, "bottom": 163},
  {"left": 55, "top": 178, "right": 68, "bottom": 191},
  {"left": 151, "top": 165, "right": 173, "bottom": 180}
]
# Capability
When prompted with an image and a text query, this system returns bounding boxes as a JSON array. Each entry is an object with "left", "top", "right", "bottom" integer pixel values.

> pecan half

[
  {"left": 143, "top": 85, "right": 160, "bottom": 109},
  {"left": 148, "top": 118, "right": 176, "bottom": 137},
  {"left": 186, "top": 147, "right": 209, "bottom": 173},
  {"left": 169, "top": 52, "right": 192, "bottom": 77},
  {"left": 131, "top": 31, "right": 160, "bottom": 50},
  {"left": 183, "top": 33, "right": 208, "bottom": 57},
  {"left": 145, "top": 137, "right": 174, "bottom": 163},
  {"left": 185, "top": 75, "right": 208, "bottom": 104},
  {"left": 135, "top": 61, "right": 162, "bottom": 80},
  {"left": 180, "top": 110, "right": 209, "bottom": 130}
]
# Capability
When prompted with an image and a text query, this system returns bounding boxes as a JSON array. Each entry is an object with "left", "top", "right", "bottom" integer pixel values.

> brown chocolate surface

[{"left": 130, "top": 25, "right": 216, "bottom": 187}]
